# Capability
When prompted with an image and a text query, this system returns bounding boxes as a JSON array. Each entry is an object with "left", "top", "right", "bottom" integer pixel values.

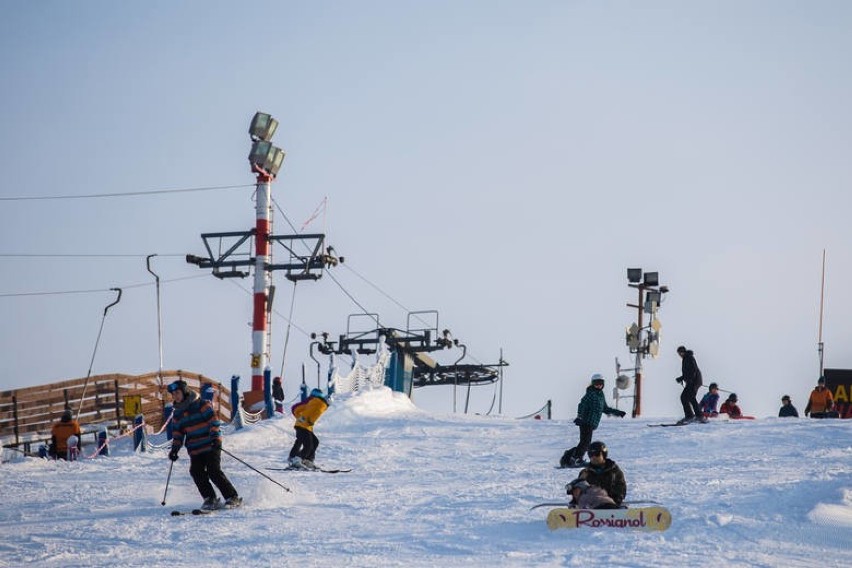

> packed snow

[{"left": 2, "top": 387, "right": 850, "bottom": 567}]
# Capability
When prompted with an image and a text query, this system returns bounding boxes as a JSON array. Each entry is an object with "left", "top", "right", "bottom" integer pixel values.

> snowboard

[
  {"left": 555, "top": 461, "right": 589, "bottom": 469},
  {"left": 546, "top": 506, "right": 671, "bottom": 531}
]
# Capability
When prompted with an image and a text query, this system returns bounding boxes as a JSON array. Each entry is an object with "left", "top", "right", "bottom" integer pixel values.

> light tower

[
  {"left": 187, "top": 111, "right": 336, "bottom": 407},
  {"left": 247, "top": 113, "right": 284, "bottom": 391}
]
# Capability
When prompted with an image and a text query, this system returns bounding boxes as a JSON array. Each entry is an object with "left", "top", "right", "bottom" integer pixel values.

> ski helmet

[
  {"left": 728, "top": 393, "right": 738, "bottom": 402},
  {"left": 310, "top": 388, "right": 326, "bottom": 400},
  {"left": 590, "top": 374, "right": 605, "bottom": 387},
  {"left": 588, "top": 441, "right": 608, "bottom": 458},
  {"left": 61, "top": 409, "right": 73, "bottom": 422}
]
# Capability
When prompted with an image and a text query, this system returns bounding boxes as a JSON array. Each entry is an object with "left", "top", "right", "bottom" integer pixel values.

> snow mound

[{"left": 809, "top": 489, "right": 852, "bottom": 528}]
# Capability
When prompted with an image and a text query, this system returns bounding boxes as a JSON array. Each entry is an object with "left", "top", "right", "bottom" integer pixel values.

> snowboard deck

[
  {"left": 546, "top": 506, "right": 671, "bottom": 531},
  {"left": 530, "top": 500, "right": 661, "bottom": 510}
]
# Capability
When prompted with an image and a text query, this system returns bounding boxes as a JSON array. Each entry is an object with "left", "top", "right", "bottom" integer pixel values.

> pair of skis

[{"left": 267, "top": 465, "right": 352, "bottom": 474}]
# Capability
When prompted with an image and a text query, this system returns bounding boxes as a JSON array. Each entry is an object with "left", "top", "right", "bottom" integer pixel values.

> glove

[
  {"left": 675, "top": 377, "right": 684, "bottom": 384},
  {"left": 573, "top": 418, "right": 583, "bottom": 426},
  {"left": 212, "top": 438, "right": 221, "bottom": 449},
  {"left": 168, "top": 448, "right": 179, "bottom": 462},
  {"left": 615, "top": 410, "right": 627, "bottom": 418}
]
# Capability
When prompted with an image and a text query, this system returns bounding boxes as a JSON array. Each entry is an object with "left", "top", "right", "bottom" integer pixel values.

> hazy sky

[{"left": 2, "top": 1, "right": 851, "bottom": 419}]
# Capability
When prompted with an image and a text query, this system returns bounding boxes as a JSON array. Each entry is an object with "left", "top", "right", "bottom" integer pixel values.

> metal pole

[
  {"left": 146, "top": 255, "right": 164, "bottom": 392},
  {"left": 633, "top": 285, "right": 644, "bottom": 418},
  {"left": 818, "top": 249, "right": 826, "bottom": 377},
  {"left": 77, "top": 288, "right": 122, "bottom": 422},
  {"left": 498, "top": 348, "right": 504, "bottom": 415},
  {"left": 251, "top": 174, "right": 273, "bottom": 392}
]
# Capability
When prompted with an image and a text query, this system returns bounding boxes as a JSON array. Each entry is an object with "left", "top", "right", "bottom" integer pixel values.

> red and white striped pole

[{"left": 251, "top": 172, "right": 272, "bottom": 392}]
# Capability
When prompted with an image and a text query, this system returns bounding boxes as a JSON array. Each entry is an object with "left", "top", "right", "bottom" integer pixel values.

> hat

[
  {"left": 61, "top": 409, "right": 73, "bottom": 422},
  {"left": 781, "top": 395, "right": 791, "bottom": 401},
  {"left": 167, "top": 379, "right": 188, "bottom": 396},
  {"left": 817, "top": 376, "right": 825, "bottom": 384},
  {"left": 310, "top": 388, "right": 327, "bottom": 401},
  {"left": 273, "top": 376, "right": 282, "bottom": 383},
  {"left": 590, "top": 373, "right": 605, "bottom": 386},
  {"left": 676, "top": 345, "right": 686, "bottom": 354},
  {"left": 709, "top": 382, "right": 718, "bottom": 390},
  {"left": 728, "top": 393, "right": 738, "bottom": 402}
]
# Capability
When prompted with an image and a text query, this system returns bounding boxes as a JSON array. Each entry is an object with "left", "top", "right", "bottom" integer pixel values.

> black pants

[
  {"left": 565, "top": 423, "right": 594, "bottom": 463},
  {"left": 289, "top": 427, "right": 319, "bottom": 461},
  {"left": 189, "top": 448, "right": 237, "bottom": 501},
  {"left": 681, "top": 383, "right": 701, "bottom": 419}
]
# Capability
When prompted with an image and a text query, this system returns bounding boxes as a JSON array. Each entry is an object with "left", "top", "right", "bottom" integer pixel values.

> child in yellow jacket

[{"left": 288, "top": 388, "right": 329, "bottom": 469}]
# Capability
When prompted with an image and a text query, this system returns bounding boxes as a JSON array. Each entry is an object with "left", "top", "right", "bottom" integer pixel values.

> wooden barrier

[{"left": 0, "top": 370, "right": 232, "bottom": 447}]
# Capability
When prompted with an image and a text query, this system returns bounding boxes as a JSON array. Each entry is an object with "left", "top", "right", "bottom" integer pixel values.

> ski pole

[
  {"left": 161, "top": 459, "right": 174, "bottom": 506},
  {"left": 220, "top": 447, "right": 291, "bottom": 493}
]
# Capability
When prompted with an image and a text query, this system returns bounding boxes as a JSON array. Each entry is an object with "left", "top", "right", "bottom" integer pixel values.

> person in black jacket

[
  {"left": 272, "top": 376, "right": 285, "bottom": 414},
  {"left": 675, "top": 345, "right": 705, "bottom": 424},
  {"left": 575, "top": 440, "right": 627, "bottom": 507},
  {"left": 778, "top": 395, "right": 799, "bottom": 417}
]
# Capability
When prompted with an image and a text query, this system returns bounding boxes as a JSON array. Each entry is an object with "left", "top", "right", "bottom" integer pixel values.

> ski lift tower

[
  {"left": 187, "top": 112, "right": 338, "bottom": 402},
  {"left": 624, "top": 268, "right": 668, "bottom": 418}
]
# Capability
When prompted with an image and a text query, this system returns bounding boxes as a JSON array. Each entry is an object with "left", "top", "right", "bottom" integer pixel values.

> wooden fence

[{"left": 0, "top": 370, "right": 232, "bottom": 448}]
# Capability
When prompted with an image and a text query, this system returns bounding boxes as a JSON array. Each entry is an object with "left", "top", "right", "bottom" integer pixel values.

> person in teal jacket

[{"left": 559, "top": 374, "right": 625, "bottom": 468}]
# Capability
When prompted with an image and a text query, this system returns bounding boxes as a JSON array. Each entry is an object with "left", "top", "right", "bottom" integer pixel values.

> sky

[
  {"left": 1, "top": 1, "right": 852, "bottom": 419},
  {"left": 1, "top": 387, "right": 851, "bottom": 566}
]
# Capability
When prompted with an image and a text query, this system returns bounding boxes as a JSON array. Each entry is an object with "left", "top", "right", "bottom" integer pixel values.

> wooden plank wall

[{"left": 0, "top": 370, "right": 232, "bottom": 446}]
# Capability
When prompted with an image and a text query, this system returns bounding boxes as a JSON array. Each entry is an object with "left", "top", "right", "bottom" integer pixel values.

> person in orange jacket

[
  {"left": 288, "top": 388, "right": 329, "bottom": 469},
  {"left": 50, "top": 408, "right": 82, "bottom": 460},
  {"left": 804, "top": 377, "right": 835, "bottom": 418}
]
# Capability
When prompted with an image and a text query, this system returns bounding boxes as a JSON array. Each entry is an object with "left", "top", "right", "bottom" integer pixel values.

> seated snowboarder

[
  {"left": 576, "top": 440, "right": 627, "bottom": 507},
  {"left": 699, "top": 383, "right": 720, "bottom": 417},
  {"left": 565, "top": 478, "right": 619, "bottom": 509},
  {"left": 720, "top": 393, "right": 743, "bottom": 418}
]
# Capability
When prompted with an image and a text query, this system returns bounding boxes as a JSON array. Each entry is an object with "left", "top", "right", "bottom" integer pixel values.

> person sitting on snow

[
  {"left": 699, "top": 383, "right": 721, "bottom": 417},
  {"left": 565, "top": 478, "right": 619, "bottom": 509},
  {"left": 720, "top": 393, "right": 743, "bottom": 418},
  {"left": 288, "top": 388, "right": 329, "bottom": 469},
  {"left": 50, "top": 408, "right": 82, "bottom": 460},
  {"left": 576, "top": 440, "right": 627, "bottom": 507}
]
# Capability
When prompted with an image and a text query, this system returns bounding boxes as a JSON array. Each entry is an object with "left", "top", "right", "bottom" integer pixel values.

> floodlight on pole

[
  {"left": 249, "top": 112, "right": 279, "bottom": 142},
  {"left": 624, "top": 267, "right": 667, "bottom": 418}
]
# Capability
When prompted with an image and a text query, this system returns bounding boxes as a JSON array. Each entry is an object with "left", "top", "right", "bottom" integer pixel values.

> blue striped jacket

[{"left": 171, "top": 391, "right": 221, "bottom": 457}]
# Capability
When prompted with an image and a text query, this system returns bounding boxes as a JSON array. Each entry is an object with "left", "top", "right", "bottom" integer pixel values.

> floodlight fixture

[
  {"left": 627, "top": 268, "right": 642, "bottom": 283},
  {"left": 249, "top": 140, "right": 286, "bottom": 176},
  {"left": 643, "top": 271, "right": 659, "bottom": 286},
  {"left": 646, "top": 290, "right": 662, "bottom": 305},
  {"left": 249, "top": 112, "right": 278, "bottom": 142}
]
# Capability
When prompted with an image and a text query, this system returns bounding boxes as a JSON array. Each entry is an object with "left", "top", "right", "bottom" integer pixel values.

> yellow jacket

[{"left": 293, "top": 396, "right": 328, "bottom": 432}]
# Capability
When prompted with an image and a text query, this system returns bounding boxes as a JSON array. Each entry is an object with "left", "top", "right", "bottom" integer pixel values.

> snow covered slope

[{"left": 2, "top": 388, "right": 850, "bottom": 567}]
